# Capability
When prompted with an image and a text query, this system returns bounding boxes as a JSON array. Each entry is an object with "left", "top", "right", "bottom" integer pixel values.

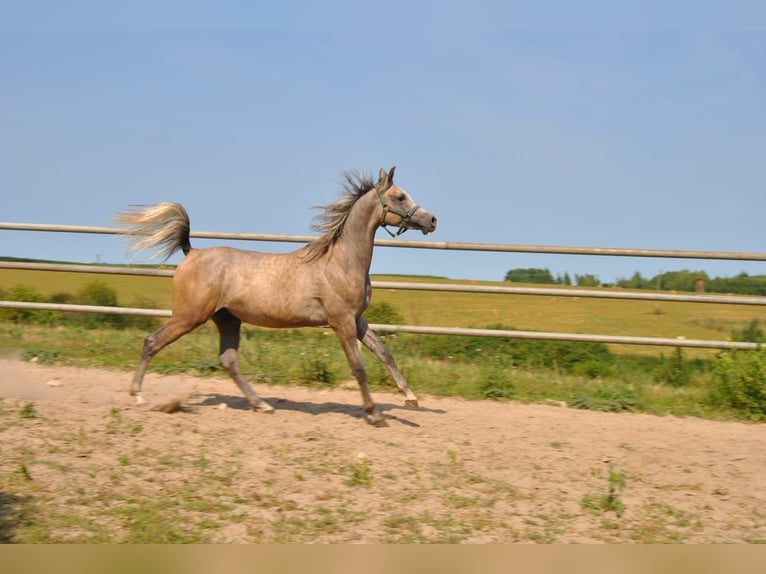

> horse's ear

[
  {"left": 378, "top": 168, "right": 387, "bottom": 183},
  {"left": 388, "top": 166, "right": 396, "bottom": 182}
]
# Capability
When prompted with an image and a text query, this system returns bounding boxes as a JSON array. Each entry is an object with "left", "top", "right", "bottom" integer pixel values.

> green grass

[
  {"left": 2, "top": 269, "right": 766, "bottom": 421},
  {"left": 0, "top": 319, "right": 755, "bottom": 422},
  {"left": 4, "top": 269, "right": 766, "bottom": 359}
]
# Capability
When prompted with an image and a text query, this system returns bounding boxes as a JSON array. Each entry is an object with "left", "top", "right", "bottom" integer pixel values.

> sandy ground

[{"left": 1, "top": 358, "right": 764, "bottom": 543}]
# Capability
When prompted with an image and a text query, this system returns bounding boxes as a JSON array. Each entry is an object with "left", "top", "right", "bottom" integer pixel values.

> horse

[{"left": 115, "top": 167, "right": 437, "bottom": 425}]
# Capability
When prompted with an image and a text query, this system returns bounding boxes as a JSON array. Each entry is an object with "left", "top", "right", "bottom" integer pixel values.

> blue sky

[{"left": 1, "top": 4, "right": 765, "bottom": 283}]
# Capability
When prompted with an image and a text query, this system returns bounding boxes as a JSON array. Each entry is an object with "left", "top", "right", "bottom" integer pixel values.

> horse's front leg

[
  {"left": 356, "top": 317, "right": 419, "bottom": 408},
  {"left": 332, "top": 317, "right": 386, "bottom": 426}
]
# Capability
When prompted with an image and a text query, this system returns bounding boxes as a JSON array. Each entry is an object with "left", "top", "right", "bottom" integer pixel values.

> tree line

[{"left": 504, "top": 268, "right": 766, "bottom": 295}]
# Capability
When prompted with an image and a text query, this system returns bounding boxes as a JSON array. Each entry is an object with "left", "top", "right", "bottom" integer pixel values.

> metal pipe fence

[{"left": 1, "top": 222, "right": 765, "bottom": 350}]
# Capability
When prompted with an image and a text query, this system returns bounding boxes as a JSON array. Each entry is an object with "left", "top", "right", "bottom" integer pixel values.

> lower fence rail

[{"left": 0, "top": 300, "right": 759, "bottom": 351}]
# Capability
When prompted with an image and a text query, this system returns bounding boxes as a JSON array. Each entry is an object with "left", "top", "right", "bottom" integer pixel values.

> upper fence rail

[
  {"left": 1, "top": 221, "right": 765, "bottom": 351},
  {"left": 3, "top": 222, "right": 766, "bottom": 261}
]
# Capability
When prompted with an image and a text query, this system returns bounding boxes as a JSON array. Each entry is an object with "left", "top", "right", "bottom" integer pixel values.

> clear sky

[{"left": 2, "top": 4, "right": 765, "bottom": 283}]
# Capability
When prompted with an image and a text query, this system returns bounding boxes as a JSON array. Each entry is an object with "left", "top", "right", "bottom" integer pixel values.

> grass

[
  {"left": 0, "top": 318, "right": 754, "bottom": 422},
  {"left": 581, "top": 465, "right": 627, "bottom": 518},
  {"left": 4, "top": 269, "right": 766, "bottom": 358},
  {"left": 1, "top": 270, "right": 765, "bottom": 542}
]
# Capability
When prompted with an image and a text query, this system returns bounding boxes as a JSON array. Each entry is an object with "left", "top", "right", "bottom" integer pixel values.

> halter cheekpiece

[{"left": 376, "top": 186, "right": 420, "bottom": 237}]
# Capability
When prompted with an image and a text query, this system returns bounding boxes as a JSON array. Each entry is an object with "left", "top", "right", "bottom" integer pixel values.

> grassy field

[
  {"left": 2, "top": 269, "right": 766, "bottom": 544},
  {"left": 2, "top": 266, "right": 766, "bottom": 421},
  {"left": 3, "top": 267, "right": 766, "bottom": 359}
]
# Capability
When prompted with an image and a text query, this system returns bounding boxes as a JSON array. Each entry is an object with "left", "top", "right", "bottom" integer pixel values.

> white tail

[{"left": 115, "top": 202, "right": 192, "bottom": 262}]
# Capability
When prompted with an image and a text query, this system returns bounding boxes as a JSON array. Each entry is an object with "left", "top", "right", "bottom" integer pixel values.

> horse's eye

[{"left": 397, "top": 194, "right": 406, "bottom": 202}]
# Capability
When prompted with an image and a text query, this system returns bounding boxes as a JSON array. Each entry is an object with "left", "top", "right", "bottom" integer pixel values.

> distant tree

[
  {"left": 504, "top": 268, "right": 555, "bottom": 284},
  {"left": 617, "top": 271, "right": 651, "bottom": 290},
  {"left": 654, "top": 270, "right": 709, "bottom": 292},
  {"left": 575, "top": 274, "right": 600, "bottom": 287}
]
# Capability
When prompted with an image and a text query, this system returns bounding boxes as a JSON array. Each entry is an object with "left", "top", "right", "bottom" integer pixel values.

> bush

[
  {"left": 71, "top": 281, "right": 126, "bottom": 329},
  {"left": 364, "top": 301, "right": 405, "bottom": 325},
  {"left": 0, "top": 285, "right": 55, "bottom": 324},
  {"left": 413, "top": 324, "right": 614, "bottom": 377},
  {"left": 653, "top": 348, "right": 692, "bottom": 387},
  {"left": 124, "top": 296, "right": 162, "bottom": 331},
  {"left": 711, "top": 350, "right": 766, "bottom": 418},
  {"left": 479, "top": 364, "right": 516, "bottom": 400},
  {"left": 734, "top": 319, "right": 765, "bottom": 344},
  {"left": 568, "top": 381, "right": 641, "bottom": 412}
]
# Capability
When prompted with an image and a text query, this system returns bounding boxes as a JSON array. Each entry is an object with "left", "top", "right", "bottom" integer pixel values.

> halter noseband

[{"left": 376, "top": 186, "right": 420, "bottom": 237}]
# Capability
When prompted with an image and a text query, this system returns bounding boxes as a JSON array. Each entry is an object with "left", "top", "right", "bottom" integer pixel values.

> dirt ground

[{"left": 1, "top": 358, "right": 764, "bottom": 543}]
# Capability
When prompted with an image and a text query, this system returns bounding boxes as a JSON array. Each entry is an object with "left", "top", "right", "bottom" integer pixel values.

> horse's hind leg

[
  {"left": 131, "top": 317, "right": 199, "bottom": 404},
  {"left": 356, "top": 317, "right": 419, "bottom": 408},
  {"left": 212, "top": 309, "right": 274, "bottom": 413}
]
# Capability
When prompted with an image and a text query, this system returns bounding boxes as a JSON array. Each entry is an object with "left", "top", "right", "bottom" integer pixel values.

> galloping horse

[{"left": 116, "top": 167, "right": 437, "bottom": 424}]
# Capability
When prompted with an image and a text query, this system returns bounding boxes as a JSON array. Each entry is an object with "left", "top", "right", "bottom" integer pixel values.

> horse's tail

[{"left": 115, "top": 202, "right": 192, "bottom": 262}]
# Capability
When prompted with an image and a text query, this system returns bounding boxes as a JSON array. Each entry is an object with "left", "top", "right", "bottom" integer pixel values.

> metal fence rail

[
  {"left": 0, "top": 300, "right": 760, "bottom": 351},
  {"left": 2, "top": 260, "right": 766, "bottom": 306},
  {"left": 2, "top": 222, "right": 765, "bottom": 350},
  {"left": 3, "top": 222, "right": 766, "bottom": 261}
]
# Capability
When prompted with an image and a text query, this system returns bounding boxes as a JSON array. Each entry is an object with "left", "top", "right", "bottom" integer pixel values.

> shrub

[
  {"left": 72, "top": 281, "right": 126, "bottom": 329},
  {"left": 412, "top": 325, "right": 614, "bottom": 378},
  {"left": 568, "top": 381, "right": 641, "bottom": 412},
  {"left": 711, "top": 350, "right": 766, "bottom": 418},
  {"left": 123, "top": 296, "right": 162, "bottom": 331},
  {"left": 734, "top": 319, "right": 765, "bottom": 344},
  {"left": 653, "top": 348, "right": 692, "bottom": 387},
  {"left": 364, "top": 301, "right": 405, "bottom": 325},
  {"left": 0, "top": 285, "right": 55, "bottom": 324},
  {"left": 479, "top": 364, "right": 516, "bottom": 400}
]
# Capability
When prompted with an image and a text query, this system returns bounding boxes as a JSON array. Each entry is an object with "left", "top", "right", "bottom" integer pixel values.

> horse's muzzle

[{"left": 414, "top": 211, "right": 437, "bottom": 234}]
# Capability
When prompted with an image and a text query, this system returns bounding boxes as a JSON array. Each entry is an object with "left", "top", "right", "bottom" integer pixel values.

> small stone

[{"left": 46, "top": 379, "right": 62, "bottom": 387}]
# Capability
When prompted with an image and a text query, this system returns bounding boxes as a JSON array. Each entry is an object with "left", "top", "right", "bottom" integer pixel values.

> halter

[{"left": 376, "top": 186, "right": 420, "bottom": 237}]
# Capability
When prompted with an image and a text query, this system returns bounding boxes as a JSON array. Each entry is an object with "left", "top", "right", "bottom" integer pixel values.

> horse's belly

[{"left": 224, "top": 297, "right": 328, "bottom": 328}]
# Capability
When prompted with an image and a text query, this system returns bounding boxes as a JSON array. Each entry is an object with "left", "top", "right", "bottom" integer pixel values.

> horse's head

[{"left": 375, "top": 166, "right": 437, "bottom": 237}]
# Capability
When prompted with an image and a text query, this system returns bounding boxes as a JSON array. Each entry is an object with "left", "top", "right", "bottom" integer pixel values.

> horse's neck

[{"left": 329, "top": 191, "right": 378, "bottom": 275}]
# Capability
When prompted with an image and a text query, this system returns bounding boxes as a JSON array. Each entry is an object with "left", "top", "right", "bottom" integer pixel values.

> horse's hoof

[
  {"left": 369, "top": 411, "right": 389, "bottom": 427},
  {"left": 371, "top": 416, "right": 389, "bottom": 427},
  {"left": 134, "top": 394, "right": 147, "bottom": 406},
  {"left": 404, "top": 399, "right": 419, "bottom": 409},
  {"left": 254, "top": 402, "right": 275, "bottom": 414}
]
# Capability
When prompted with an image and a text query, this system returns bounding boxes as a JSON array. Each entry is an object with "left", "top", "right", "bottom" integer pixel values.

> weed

[
  {"left": 195, "top": 451, "right": 209, "bottom": 472},
  {"left": 581, "top": 464, "right": 626, "bottom": 517},
  {"left": 653, "top": 348, "right": 693, "bottom": 387},
  {"left": 19, "top": 402, "right": 37, "bottom": 419},
  {"left": 21, "top": 349, "right": 62, "bottom": 364},
  {"left": 19, "top": 463, "right": 33, "bottom": 481},
  {"left": 710, "top": 350, "right": 766, "bottom": 418},
  {"left": 105, "top": 407, "right": 123, "bottom": 434},
  {"left": 568, "top": 382, "right": 640, "bottom": 413},
  {"left": 480, "top": 364, "right": 516, "bottom": 400},
  {"left": 346, "top": 459, "right": 373, "bottom": 488}
]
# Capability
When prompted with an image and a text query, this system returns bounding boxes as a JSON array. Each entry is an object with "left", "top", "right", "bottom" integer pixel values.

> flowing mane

[{"left": 301, "top": 171, "right": 377, "bottom": 262}]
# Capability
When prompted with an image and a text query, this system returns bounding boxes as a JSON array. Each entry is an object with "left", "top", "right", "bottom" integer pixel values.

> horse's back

[{"left": 172, "top": 246, "right": 326, "bottom": 327}]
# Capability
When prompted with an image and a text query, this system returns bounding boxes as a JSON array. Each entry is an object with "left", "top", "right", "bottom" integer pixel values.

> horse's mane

[{"left": 301, "top": 172, "right": 377, "bottom": 262}]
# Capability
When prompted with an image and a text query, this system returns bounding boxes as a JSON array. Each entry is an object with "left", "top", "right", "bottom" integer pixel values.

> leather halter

[{"left": 376, "top": 186, "right": 420, "bottom": 237}]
